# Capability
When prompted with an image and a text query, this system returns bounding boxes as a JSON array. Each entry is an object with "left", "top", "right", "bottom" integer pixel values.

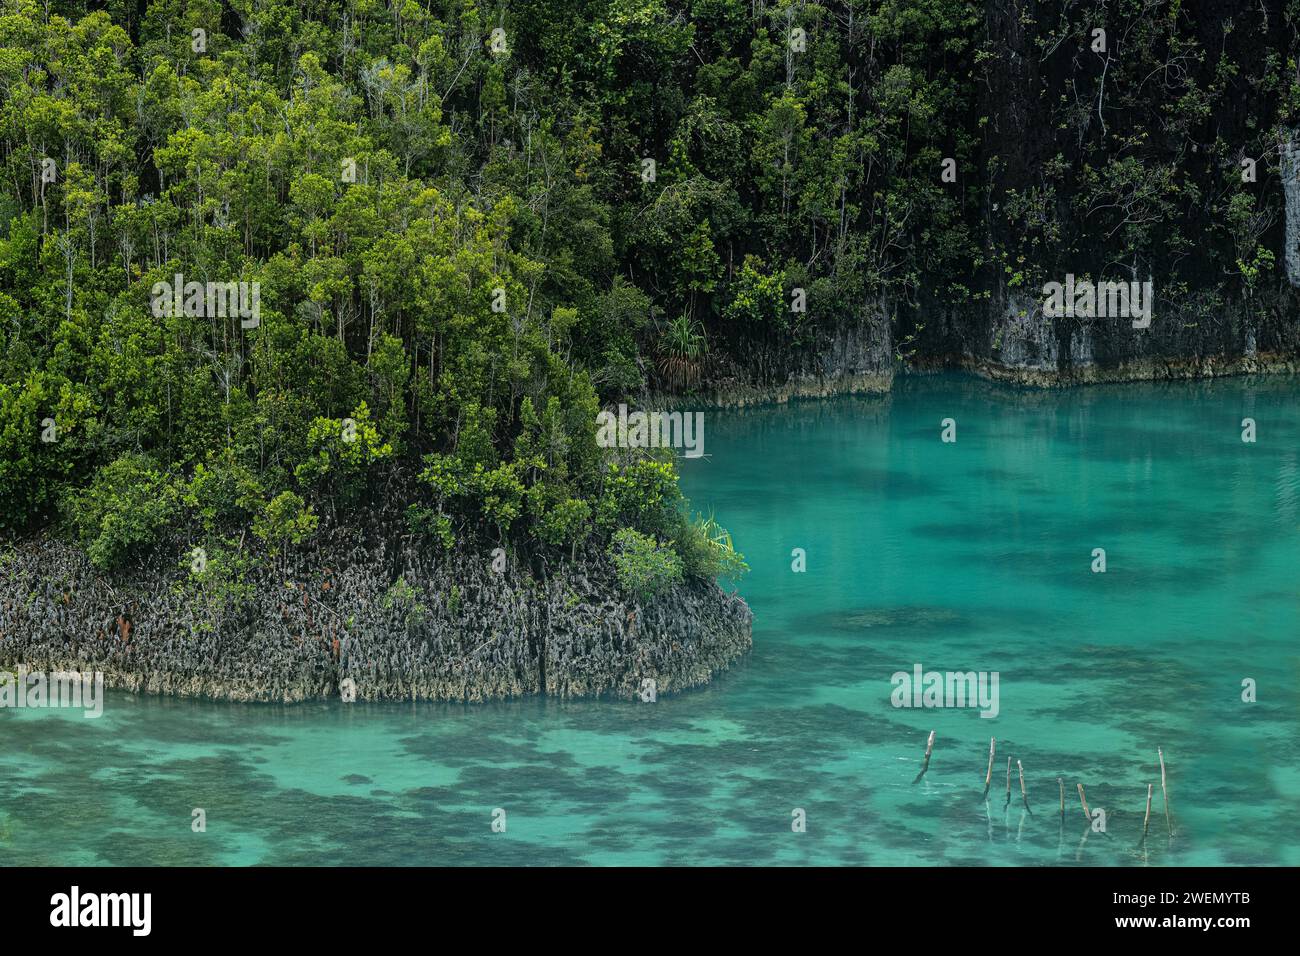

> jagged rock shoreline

[{"left": 0, "top": 527, "right": 752, "bottom": 704}]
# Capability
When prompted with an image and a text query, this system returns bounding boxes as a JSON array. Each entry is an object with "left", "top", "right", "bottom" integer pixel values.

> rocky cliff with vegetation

[
  {"left": 0, "top": 1, "right": 1296, "bottom": 698},
  {"left": 919, "top": 0, "right": 1300, "bottom": 388}
]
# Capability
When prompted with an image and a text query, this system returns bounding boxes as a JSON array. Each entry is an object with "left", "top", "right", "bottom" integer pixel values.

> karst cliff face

[
  {"left": 1283, "top": 129, "right": 1300, "bottom": 289},
  {"left": 689, "top": 2, "right": 1299, "bottom": 404}
]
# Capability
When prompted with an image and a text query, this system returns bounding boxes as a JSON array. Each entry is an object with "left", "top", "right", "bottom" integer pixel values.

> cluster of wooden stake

[{"left": 912, "top": 732, "right": 1175, "bottom": 842}]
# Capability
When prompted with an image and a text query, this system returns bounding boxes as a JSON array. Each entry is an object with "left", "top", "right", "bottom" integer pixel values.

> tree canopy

[{"left": 0, "top": 0, "right": 1295, "bottom": 579}]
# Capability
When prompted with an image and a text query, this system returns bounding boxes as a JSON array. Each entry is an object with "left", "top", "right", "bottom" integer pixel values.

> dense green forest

[{"left": 0, "top": 0, "right": 1296, "bottom": 589}]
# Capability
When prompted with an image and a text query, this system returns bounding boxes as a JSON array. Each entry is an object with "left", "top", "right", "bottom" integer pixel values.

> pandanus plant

[{"left": 658, "top": 315, "right": 708, "bottom": 391}]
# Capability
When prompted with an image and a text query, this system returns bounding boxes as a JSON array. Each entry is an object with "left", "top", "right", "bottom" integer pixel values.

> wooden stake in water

[
  {"left": 1158, "top": 747, "right": 1172, "bottom": 836},
  {"left": 1058, "top": 777, "right": 1065, "bottom": 819},
  {"left": 912, "top": 730, "right": 935, "bottom": 784},
  {"left": 1077, "top": 783, "right": 1091, "bottom": 822},
  {"left": 1141, "top": 783, "right": 1153, "bottom": 844},
  {"left": 982, "top": 738, "right": 996, "bottom": 799},
  {"left": 1018, "top": 760, "right": 1032, "bottom": 814},
  {"left": 1004, "top": 756, "right": 1012, "bottom": 809}
]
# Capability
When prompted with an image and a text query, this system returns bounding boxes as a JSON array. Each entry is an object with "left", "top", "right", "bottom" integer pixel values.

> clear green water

[{"left": 3, "top": 373, "right": 1298, "bottom": 866}]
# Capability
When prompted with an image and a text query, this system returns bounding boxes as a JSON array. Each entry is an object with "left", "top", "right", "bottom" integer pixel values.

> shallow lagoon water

[{"left": 2, "top": 373, "right": 1298, "bottom": 866}]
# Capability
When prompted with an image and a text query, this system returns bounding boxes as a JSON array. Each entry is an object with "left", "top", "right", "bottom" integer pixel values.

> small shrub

[
  {"left": 608, "top": 527, "right": 683, "bottom": 601},
  {"left": 382, "top": 576, "right": 427, "bottom": 626},
  {"left": 677, "top": 511, "right": 748, "bottom": 583},
  {"left": 65, "top": 453, "right": 177, "bottom": 570}
]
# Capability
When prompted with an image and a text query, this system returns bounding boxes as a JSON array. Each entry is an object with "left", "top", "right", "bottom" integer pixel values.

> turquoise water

[{"left": 2, "top": 373, "right": 1298, "bottom": 866}]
